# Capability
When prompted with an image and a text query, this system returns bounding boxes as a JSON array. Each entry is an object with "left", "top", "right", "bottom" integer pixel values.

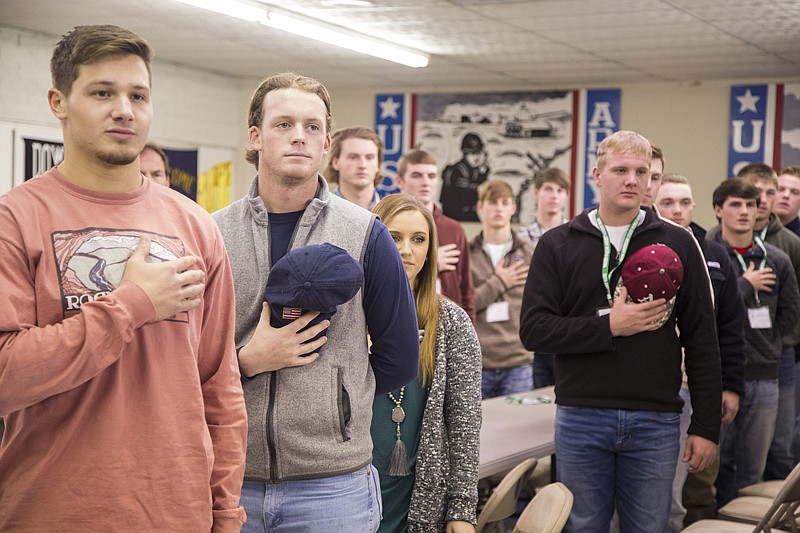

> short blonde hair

[{"left": 596, "top": 131, "right": 652, "bottom": 170}]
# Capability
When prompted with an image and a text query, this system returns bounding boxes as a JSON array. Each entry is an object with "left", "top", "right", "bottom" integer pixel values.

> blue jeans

[
  {"left": 533, "top": 352, "right": 555, "bottom": 389},
  {"left": 481, "top": 365, "right": 533, "bottom": 399},
  {"left": 555, "top": 406, "right": 680, "bottom": 533},
  {"left": 240, "top": 465, "right": 382, "bottom": 532},
  {"left": 764, "top": 348, "right": 796, "bottom": 480},
  {"left": 716, "top": 379, "right": 779, "bottom": 507}
]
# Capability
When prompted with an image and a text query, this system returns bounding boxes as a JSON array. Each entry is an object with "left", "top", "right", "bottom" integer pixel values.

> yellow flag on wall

[{"left": 197, "top": 161, "right": 231, "bottom": 212}]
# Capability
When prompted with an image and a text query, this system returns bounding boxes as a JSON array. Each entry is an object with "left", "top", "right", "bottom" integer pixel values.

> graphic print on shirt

[{"left": 51, "top": 228, "right": 189, "bottom": 322}]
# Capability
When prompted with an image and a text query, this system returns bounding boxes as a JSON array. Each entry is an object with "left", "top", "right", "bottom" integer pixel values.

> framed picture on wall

[{"left": 13, "top": 126, "right": 64, "bottom": 187}]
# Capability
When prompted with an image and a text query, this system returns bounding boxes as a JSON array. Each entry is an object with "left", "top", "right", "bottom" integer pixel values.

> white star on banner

[
  {"left": 737, "top": 89, "right": 760, "bottom": 114},
  {"left": 379, "top": 96, "right": 401, "bottom": 119}
]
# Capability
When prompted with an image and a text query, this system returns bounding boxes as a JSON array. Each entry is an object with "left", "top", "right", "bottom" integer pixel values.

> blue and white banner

[
  {"left": 728, "top": 84, "right": 777, "bottom": 177},
  {"left": 375, "top": 94, "right": 412, "bottom": 196},
  {"left": 164, "top": 148, "right": 198, "bottom": 201},
  {"left": 574, "top": 89, "right": 621, "bottom": 212}
]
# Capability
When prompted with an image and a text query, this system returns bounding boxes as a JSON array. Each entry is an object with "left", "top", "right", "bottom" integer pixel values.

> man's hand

[
  {"left": 446, "top": 520, "right": 475, "bottom": 533},
  {"left": 683, "top": 435, "right": 717, "bottom": 474},
  {"left": 237, "top": 302, "right": 329, "bottom": 377},
  {"left": 122, "top": 236, "right": 205, "bottom": 322},
  {"left": 608, "top": 286, "right": 667, "bottom": 337},
  {"left": 721, "top": 390, "right": 740, "bottom": 425},
  {"left": 438, "top": 243, "right": 460, "bottom": 272},
  {"left": 742, "top": 262, "right": 776, "bottom": 293},
  {"left": 495, "top": 259, "right": 528, "bottom": 290}
]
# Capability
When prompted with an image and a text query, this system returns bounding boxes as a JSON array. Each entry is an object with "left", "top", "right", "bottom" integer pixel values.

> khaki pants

[{"left": 682, "top": 449, "right": 720, "bottom": 526}]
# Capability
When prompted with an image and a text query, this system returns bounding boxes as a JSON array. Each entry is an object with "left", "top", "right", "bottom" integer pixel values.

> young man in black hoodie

[
  {"left": 710, "top": 178, "right": 800, "bottom": 506},
  {"left": 520, "top": 131, "right": 721, "bottom": 532}
]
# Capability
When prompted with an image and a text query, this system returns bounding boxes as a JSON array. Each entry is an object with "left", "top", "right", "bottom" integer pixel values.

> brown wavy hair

[{"left": 245, "top": 72, "right": 332, "bottom": 169}]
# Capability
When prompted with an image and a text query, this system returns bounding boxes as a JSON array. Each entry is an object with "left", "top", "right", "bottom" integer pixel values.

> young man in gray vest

[{"left": 213, "top": 72, "right": 419, "bottom": 532}]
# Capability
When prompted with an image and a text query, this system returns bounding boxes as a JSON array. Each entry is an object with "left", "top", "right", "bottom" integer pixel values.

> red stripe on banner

[
  {"left": 569, "top": 90, "right": 580, "bottom": 219},
  {"left": 774, "top": 84, "right": 784, "bottom": 169},
  {"left": 409, "top": 93, "right": 417, "bottom": 149}
]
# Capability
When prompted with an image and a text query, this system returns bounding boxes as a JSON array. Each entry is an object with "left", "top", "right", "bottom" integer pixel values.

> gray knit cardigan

[{"left": 407, "top": 297, "right": 482, "bottom": 531}]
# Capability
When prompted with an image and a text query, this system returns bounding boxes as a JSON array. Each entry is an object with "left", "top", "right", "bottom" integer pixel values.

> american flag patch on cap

[{"left": 282, "top": 307, "right": 302, "bottom": 320}]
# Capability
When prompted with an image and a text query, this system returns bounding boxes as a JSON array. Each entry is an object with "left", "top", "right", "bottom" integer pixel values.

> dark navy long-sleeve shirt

[{"left": 269, "top": 210, "right": 419, "bottom": 394}]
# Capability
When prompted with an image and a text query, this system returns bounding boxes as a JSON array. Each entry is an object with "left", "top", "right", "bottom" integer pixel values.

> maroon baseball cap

[{"left": 622, "top": 243, "right": 684, "bottom": 303}]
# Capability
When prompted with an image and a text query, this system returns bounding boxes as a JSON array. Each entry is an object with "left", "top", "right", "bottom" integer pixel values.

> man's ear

[
  {"left": 322, "top": 132, "right": 331, "bottom": 156},
  {"left": 48, "top": 87, "right": 67, "bottom": 120},
  {"left": 248, "top": 125, "right": 262, "bottom": 152}
]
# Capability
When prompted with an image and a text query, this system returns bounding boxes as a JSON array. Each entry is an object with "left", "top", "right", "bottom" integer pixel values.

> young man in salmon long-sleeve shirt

[{"left": 0, "top": 25, "right": 247, "bottom": 532}]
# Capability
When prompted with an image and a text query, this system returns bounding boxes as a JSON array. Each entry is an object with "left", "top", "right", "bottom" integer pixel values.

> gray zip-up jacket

[{"left": 213, "top": 176, "right": 417, "bottom": 481}]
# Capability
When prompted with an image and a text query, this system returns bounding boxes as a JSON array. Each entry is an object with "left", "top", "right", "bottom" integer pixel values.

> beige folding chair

[
  {"left": 476, "top": 458, "right": 539, "bottom": 533},
  {"left": 511, "top": 482, "right": 573, "bottom": 533},
  {"left": 681, "top": 461, "right": 800, "bottom": 532},
  {"left": 739, "top": 480, "right": 784, "bottom": 499}
]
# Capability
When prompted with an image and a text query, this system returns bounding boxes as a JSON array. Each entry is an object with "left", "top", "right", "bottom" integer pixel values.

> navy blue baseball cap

[{"left": 264, "top": 243, "right": 363, "bottom": 355}]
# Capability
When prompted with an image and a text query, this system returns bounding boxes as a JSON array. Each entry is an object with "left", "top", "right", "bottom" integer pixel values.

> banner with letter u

[
  {"left": 727, "top": 84, "right": 778, "bottom": 177},
  {"left": 375, "top": 94, "right": 413, "bottom": 197}
]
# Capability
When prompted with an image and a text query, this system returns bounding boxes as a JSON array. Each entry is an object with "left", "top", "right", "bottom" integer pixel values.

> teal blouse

[{"left": 371, "top": 377, "right": 429, "bottom": 533}]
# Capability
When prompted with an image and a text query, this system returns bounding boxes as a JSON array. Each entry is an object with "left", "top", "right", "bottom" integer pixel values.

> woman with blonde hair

[{"left": 371, "top": 194, "right": 482, "bottom": 533}]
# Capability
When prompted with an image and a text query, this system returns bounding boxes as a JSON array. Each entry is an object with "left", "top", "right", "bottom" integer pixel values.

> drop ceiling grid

[{"left": 1, "top": 0, "right": 799, "bottom": 89}]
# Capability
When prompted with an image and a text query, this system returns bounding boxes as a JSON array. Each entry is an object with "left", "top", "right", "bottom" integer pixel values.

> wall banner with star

[
  {"left": 728, "top": 84, "right": 779, "bottom": 176},
  {"left": 375, "top": 93, "right": 412, "bottom": 196}
]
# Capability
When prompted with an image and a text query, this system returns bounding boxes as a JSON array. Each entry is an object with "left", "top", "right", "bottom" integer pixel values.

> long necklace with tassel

[{"left": 387, "top": 386, "right": 410, "bottom": 476}]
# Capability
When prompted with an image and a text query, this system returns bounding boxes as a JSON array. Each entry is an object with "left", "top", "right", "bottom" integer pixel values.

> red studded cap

[{"left": 621, "top": 243, "right": 684, "bottom": 303}]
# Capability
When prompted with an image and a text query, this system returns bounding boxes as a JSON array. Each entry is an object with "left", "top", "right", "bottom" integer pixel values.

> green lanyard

[
  {"left": 596, "top": 212, "right": 640, "bottom": 306},
  {"left": 731, "top": 235, "right": 768, "bottom": 306}
]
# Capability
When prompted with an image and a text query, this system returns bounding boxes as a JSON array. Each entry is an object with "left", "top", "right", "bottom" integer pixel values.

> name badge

[
  {"left": 596, "top": 307, "right": 612, "bottom": 317},
  {"left": 486, "top": 301, "right": 510, "bottom": 322},
  {"left": 748, "top": 307, "right": 772, "bottom": 329}
]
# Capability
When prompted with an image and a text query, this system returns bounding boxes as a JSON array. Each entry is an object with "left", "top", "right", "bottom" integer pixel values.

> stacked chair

[{"left": 681, "top": 462, "right": 800, "bottom": 532}]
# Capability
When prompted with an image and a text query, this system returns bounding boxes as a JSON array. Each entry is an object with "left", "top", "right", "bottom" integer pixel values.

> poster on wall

[
  {"left": 413, "top": 91, "right": 574, "bottom": 223},
  {"left": 781, "top": 83, "right": 800, "bottom": 168},
  {"left": 13, "top": 128, "right": 64, "bottom": 186},
  {"left": 163, "top": 148, "right": 198, "bottom": 202},
  {"left": 376, "top": 88, "right": 620, "bottom": 223}
]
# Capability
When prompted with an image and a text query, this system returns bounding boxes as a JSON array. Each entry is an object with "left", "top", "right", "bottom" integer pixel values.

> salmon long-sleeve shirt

[{"left": 0, "top": 169, "right": 247, "bottom": 532}]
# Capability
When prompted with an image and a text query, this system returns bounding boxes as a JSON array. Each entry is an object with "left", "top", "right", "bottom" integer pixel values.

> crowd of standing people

[{"left": 1, "top": 22, "right": 799, "bottom": 533}]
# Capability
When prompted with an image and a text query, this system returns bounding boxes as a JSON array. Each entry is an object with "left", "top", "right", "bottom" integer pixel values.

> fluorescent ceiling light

[
  {"left": 174, "top": 0, "right": 428, "bottom": 68},
  {"left": 263, "top": 11, "right": 428, "bottom": 68}
]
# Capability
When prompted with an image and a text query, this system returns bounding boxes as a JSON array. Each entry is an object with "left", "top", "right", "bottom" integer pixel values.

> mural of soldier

[{"left": 440, "top": 132, "right": 490, "bottom": 222}]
